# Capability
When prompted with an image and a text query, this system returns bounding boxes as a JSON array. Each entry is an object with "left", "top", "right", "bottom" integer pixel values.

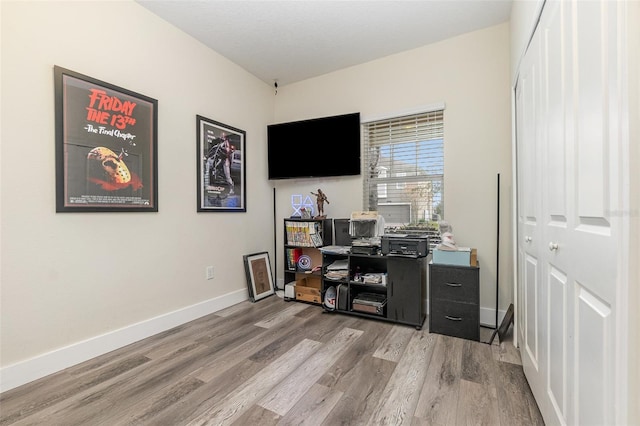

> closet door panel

[
  {"left": 575, "top": 284, "right": 611, "bottom": 426},
  {"left": 575, "top": 0, "right": 608, "bottom": 222},
  {"left": 541, "top": 1, "right": 572, "bottom": 423},
  {"left": 572, "top": 0, "right": 617, "bottom": 299},
  {"left": 548, "top": 267, "right": 568, "bottom": 421},
  {"left": 570, "top": 1, "right": 620, "bottom": 424},
  {"left": 543, "top": 0, "right": 568, "bottom": 225},
  {"left": 517, "top": 28, "right": 547, "bottom": 412},
  {"left": 524, "top": 254, "right": 540, "bottom": 367}
]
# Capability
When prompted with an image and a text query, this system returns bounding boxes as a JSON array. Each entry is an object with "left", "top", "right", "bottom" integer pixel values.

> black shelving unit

[{"left": 283, "top": 218, "right": 332, "bottom": 305}]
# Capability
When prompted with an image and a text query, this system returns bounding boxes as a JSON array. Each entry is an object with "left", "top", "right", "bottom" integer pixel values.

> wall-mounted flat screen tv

[{"left": 267, "top": 112, "right": 361, "bottom": 180}]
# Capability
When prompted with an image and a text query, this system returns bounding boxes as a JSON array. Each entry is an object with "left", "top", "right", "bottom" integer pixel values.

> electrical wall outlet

[{"left": 206, "top": 266, "right": 214, "bottom": 280}]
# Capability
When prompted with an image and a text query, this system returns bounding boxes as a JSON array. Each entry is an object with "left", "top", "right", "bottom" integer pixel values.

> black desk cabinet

[
  {"left": 429, "top": 263, "right": 480, "bottom": 341},
  {"left": 387, "top": 257, "right": 427, "bottom": 326}
]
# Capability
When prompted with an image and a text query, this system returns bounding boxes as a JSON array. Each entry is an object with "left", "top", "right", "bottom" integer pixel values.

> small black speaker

[{"left": 333, "top": 218, "right": 351, "bottom": 246}]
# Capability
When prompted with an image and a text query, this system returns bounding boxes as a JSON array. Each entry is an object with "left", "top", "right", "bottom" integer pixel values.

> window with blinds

[{"left": 363, "top": 110, "right": 444, "bottom": 228}]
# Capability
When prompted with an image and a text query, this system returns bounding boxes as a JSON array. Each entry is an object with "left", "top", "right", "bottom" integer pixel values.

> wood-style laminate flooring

[{"left": 0, "top": 296, "right": 544, "bottom": 425}]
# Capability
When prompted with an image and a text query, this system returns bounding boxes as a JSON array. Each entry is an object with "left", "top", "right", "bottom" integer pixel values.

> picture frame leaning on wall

[{"left": 243, "top": 252, "right": 275, "bottom": 302}]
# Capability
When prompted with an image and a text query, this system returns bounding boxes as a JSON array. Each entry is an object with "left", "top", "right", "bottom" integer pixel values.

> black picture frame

[
  {"left": 54, "top": 66, "right": 158, "bottom": 212},
  {"left": 196, "top": 115, "right": 246, "bottom": 212},
  {"left": 243, "top": 252, "right": 275, "bottom": 302}
]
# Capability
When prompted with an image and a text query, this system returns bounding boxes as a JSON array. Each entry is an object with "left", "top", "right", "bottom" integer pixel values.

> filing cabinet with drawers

[{"left": 429, "top": 263, "right": 480, "bottom": 341}]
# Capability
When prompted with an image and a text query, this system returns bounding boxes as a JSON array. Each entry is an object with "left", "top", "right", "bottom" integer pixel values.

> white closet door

[
  {"left": 516, "top": 0, "right": 628, "bottom": 424},
  {"left": 540, "top": 1, "right": 571, "bottom": 423},
  {"left": 516, "top": 26, "right": 546, "bottom": 415},
  {"left": 569, "top": 0, "right": 621, "bottom": 424}
]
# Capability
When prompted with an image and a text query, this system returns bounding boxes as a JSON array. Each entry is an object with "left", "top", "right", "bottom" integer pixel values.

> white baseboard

[
  {"left": 480, "top": 306, "right": 508, "bottom": 329},
  {"left": 0, "top": 289, "right": 248, "bottom": 393}
]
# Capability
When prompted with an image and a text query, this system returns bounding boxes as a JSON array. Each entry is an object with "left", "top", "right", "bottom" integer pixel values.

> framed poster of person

[
  {"left": 54, "top": 66, "right": 158, "bottom": 212},
  {"left": 196, "top": 115, "right": 246, "bottom": 212}
]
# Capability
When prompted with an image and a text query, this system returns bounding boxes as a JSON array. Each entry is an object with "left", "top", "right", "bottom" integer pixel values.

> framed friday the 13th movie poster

[{"left": 54, "top": 66, "right": 158, "bottom": 212}]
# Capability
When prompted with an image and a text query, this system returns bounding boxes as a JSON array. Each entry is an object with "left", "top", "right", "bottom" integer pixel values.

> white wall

[
  {"left": 272, "top": 23, "right": 513, "bottom": 322},
  {"left": 0, "top": 0, "right": 274, "bottom": 384},
  {"left": 509, "top": 0, "right": 544, "bottom": 84}
]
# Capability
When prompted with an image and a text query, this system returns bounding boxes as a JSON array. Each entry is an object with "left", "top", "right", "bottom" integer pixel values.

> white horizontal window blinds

[{"left": 363, "top": 110, "right": 444, "bottom": 227}]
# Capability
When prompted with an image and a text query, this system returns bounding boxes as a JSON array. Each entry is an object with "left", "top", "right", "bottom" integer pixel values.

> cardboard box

[
  {"left": 433, "top": 247, "right": 475, "bottom": 267},
  {"left": 294, "top": 276, "right": 322, "bottom": 304}
]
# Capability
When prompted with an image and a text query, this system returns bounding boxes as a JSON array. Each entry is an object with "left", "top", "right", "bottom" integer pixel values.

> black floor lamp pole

[
  {"left": 495, "top": 173, "right": 500, "bottom": 329},
  {"left": 488, "top": 173, "right": 500, "bottom": 344},
  {"left": 273, "top": 187, "right": 278, "bottom": 290}
]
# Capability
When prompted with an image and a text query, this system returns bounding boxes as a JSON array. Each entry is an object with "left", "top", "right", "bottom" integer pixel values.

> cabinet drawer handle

[
  {"left": 445, "top": 315, "right": 462, "bottom": 321},
  {"left": 446, "top": 282, "right": 462, "bottom": 287}
]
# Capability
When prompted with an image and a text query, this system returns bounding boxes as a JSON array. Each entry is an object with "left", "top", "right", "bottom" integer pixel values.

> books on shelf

[
  {"left": 285, "top": 221, "right": 323, "bottom": 247},
  {"left": 285, "top": 248, "right": 302, "bottom": 271}
]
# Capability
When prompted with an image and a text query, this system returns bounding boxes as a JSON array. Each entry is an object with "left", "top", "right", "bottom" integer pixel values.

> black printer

[{"left": 381, "top": 234, "right": 429, "bottom": 258}]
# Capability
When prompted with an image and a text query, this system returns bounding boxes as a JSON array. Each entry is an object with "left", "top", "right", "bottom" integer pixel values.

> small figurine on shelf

[
  {"left": 300, "top": 207, "right": 312, "bottom": 219},
  {"left": 311, "top": 189, "right": 330, "bottom": 218}
]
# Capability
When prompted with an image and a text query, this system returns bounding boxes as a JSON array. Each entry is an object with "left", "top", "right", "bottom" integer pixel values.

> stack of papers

[
  {"left": 361, "top": 273, "right": 386, "bottom": 285},
  {"left": 325, "top": 259, "right": 349, "bottom": 280},
  {"left": 326, "top": 259, "right": 348, "bottom": 270},
  {"left": 352, "top": 237, "right": 381, "bottom": 247},
  {"left": 319, "top": 246, "right": 351, "bottom": 255}
]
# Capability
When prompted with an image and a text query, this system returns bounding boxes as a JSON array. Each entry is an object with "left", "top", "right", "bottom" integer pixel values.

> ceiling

[{"left": 137, "top": 0, "right": 513, "bottom": 87}]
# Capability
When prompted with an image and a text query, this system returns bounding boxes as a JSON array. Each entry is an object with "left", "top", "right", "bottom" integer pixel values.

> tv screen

[{"left": 267, "top": 112, "right": 361, "bottom": 180}]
